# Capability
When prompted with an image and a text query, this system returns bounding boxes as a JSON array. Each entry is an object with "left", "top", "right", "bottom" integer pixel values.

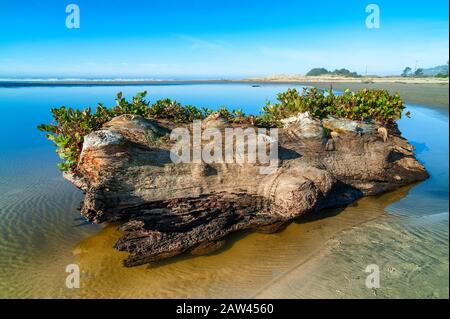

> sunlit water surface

[{"left": 0, "top": 84, "right": 447, "bottom": 298}]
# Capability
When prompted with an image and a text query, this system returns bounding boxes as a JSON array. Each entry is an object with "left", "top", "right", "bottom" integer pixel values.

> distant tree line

[
  {"left": 306, "top": 68, "right": 361, "bottom": 77},
  {"left": 401, "top": 61, "right": 449, "bottom": 78},
  {"left": 401, "top": 66, "right": 424, "bottom": 77}
]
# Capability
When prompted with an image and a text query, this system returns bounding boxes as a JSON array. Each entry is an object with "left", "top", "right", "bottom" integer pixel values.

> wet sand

[
  {"left": 41, "top": 188, "right": 409, "bottom": 298},
  {"left": 255, "top": 193, "right": 449, "bottom": 298},
  {"left": 9, "top": 183, "right": 444, "bottom": 298}
]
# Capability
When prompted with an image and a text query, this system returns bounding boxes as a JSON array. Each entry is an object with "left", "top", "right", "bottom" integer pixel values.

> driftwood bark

[{"left": 64, "top": 113, "right": 428, "bottom": 267}]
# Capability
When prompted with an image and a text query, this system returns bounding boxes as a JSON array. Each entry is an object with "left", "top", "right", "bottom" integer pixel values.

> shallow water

[{"left": 0, "top": 84, "right": 447, "bottom": 298}]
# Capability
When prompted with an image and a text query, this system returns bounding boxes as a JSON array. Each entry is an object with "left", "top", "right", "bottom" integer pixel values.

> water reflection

[{"left": 69, "top": 185, "right": 414, "bottom": 298}]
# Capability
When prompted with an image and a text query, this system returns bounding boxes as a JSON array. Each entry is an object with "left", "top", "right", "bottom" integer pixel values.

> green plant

[
  {"left": 147, "top": 99, "right": 206, "bottom": 123},
  {"left": 37, "top": 106, "right": 103, "bottom": 171},
  {"left": 254, "top": 87, "right": 405, "bottom": 127}
]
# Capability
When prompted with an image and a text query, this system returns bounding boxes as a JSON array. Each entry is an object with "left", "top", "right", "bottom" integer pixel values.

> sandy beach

[{"left": 244, "top": 74, "right": 449, "bottom": 84}]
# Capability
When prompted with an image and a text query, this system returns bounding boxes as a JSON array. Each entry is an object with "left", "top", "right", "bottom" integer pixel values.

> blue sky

[{"left": 0, "top": 0, "right": 448, "bottom": 78}]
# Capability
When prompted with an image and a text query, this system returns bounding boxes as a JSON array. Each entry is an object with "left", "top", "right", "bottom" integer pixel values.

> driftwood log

[{"left": 64, "top": 113, "right": 428, "bottom": 267}]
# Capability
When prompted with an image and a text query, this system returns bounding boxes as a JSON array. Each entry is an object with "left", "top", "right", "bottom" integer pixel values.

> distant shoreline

[
  {"left": 244, "top": 75, "right": 449, "bottom": 84},
  {"left": 0, "top": 75, "right": 448, "bottom": 87},
  {"left": 0, "top": 79, "right": 238, "bottom": 87}
]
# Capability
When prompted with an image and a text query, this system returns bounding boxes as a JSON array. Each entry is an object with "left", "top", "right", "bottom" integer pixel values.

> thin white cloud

[{"left": 174, "top": 34, "right": 230, "bottom": 51}]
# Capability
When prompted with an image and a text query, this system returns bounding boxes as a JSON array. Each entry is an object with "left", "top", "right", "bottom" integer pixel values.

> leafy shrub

[
  {"left": 37, "top": 106, "right": 105, "bottom": 171},
  {"left": 38, "top": 88, "right": 406, "bottom": 171},
  {"left": 255, "top": 87, "right": 405, "bottom": 127},
  {"left": 148, "top": 98, "right": 205, "bottom": 123}
]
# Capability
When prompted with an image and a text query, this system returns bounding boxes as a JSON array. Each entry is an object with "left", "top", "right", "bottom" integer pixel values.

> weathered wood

[{"left": 64, "top": 113, "right": 428, "bottom": 266}]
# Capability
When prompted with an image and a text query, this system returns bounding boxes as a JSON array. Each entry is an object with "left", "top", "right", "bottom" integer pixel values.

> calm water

[{"left": 0, "top": 84, "right": 448, "bottom": 298}]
